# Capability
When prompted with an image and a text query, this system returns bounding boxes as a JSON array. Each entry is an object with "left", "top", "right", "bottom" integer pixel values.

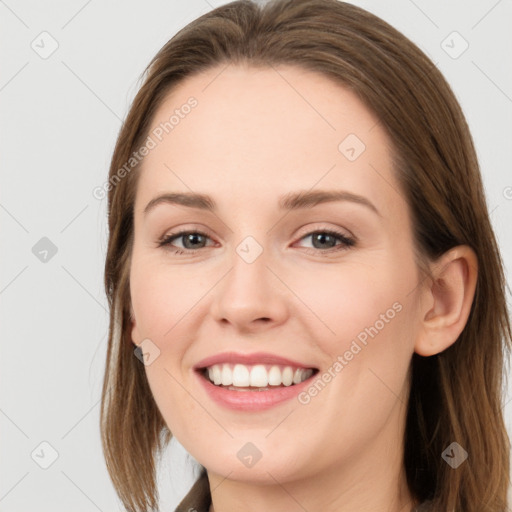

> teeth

[
  {"left": 233, "top": 364, "right": 250, "bottom": 387},
  {"left": 282, "top": 366, "right": 293, "bottom": 386},
  {"left": 221, "top": 365, "right": 232, "bottom": 386},
  {"left": 212, "top": 365, "right": 222, "bottom": 385},
  {"left": 250, "top": 365, "right": 268, "bottom": 387},
  {"left": 293, "top": 368, "right": 303, "bottom": 385},
  {"left": 268, "top": 365, "right": 281, "bottom": 386},
  {"left": 203, "top": 363, "right": 314, "bottom": 388}
]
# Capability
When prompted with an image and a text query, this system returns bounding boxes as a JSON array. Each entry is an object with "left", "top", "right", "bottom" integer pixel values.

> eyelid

[
  {"left": 158, "top": 223, "right": 214, "bottom": 241},
  {"left": 294, "top": 222, "right": 355, "bottom": 241}
]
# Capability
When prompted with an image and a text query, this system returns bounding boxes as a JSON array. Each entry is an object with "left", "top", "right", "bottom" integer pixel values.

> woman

[{"left": 100, "top": 1, "right": 511, "bottom": 511}]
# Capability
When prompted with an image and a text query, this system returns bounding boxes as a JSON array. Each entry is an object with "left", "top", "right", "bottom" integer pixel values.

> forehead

[{"left": 135, "top": 64, "right": 402, "bottom": 217}]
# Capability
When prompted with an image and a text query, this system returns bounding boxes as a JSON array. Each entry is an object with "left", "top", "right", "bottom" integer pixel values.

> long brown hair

[{"left": 100, "top": 1, "right": 511, "bottom": 510}]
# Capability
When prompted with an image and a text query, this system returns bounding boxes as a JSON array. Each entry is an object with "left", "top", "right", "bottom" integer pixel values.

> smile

[
  {"left": 201, "top": 363, "right": 315, "bottom": 390},
  {"left": 193, "top": 352, "right": 319, "bottom": 410}
]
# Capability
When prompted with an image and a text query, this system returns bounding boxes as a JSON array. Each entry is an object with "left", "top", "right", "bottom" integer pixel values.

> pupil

[
  {"left": 313, "top": 233, "right": 335, "bottom": 249},
  {"left": 184, "top": 233, "right": 205, "bottom": 249}
]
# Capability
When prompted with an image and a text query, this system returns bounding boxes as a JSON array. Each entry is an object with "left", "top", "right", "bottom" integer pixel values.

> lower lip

[{"left": 195, "top": 370, "right": 316, "bottom": 411}]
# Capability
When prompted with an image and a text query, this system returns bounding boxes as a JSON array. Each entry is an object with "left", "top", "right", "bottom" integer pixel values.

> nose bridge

[
  {"left": 210, "top": 235, "right": 288, "bottom": 328},
  {"left": 231, "top": 239, "right": 269, "bottom": 297}
]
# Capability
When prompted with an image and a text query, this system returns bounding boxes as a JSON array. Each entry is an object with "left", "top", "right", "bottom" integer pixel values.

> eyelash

[{"left": 157, "top": 228, "right": 356, "bottom": 256}]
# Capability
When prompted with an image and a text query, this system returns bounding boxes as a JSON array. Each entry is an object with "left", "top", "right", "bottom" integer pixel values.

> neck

[{"left": 206, "top": 406, "right": 418, "bottom": 512}]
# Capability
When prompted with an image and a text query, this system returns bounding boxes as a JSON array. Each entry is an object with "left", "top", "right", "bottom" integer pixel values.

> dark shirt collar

[{"left": 174, "top": 467, "right": 211, "bottom": 512}]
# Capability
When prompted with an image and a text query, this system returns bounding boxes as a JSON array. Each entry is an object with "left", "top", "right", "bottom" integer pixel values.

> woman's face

[{"left": 130, "top": 64, "right": 425, "bottom": 484}]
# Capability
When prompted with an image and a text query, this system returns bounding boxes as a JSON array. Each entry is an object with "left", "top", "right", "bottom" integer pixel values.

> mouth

[
  {"left": 193, "top": 352, "right": 320, "bottom": 410},
  {"left": 197, "top": 363, "right": 319, "bottom": 391}
]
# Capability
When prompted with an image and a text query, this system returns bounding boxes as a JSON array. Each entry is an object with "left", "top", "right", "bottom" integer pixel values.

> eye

[
  {"left": 295, "top": 229, "right": 355, "bottom": 254},
  {"left": 157, "top": 230, "right": 214, "bottom": 254},
  {"left": 157, "top": 228, "right": 356, "bottom": 256}
]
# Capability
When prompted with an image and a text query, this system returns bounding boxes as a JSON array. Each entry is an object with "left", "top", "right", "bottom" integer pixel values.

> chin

[{"left": 192, "top": 441, "right": 310, "bottom": 484}]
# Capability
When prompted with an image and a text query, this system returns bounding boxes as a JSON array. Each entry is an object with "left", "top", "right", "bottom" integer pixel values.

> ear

[
  {"left": 130, "top": 303, "right": 141, "bottom": 346},
  {"left": 414, "top": 245, "right": 478, "bottom": 357}
]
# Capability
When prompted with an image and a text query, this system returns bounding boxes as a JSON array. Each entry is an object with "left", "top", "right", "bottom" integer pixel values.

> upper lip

[{"left": 193, "top": 351, "right": 317, "bottom": 370}]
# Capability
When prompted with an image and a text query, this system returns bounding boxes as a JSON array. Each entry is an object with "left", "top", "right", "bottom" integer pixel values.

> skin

[{"left": 129, "top": 64, "right": 478, "bottom": 512}]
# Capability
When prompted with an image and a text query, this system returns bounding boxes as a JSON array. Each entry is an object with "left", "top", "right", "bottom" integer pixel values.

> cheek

[
  {"left": 320, "top": 265, "right": 417, "bottom": 404},
  {"left": 130, "top": 259, "right": 202, "bottom": 433},
  {"left": 294, "top": 262, "right": 405, "bottom": 347},
  {"left": 130, "top": 256, "right": 205, "bottom": 342},
  {"left": 301, "top": 260, "right": 418, "bottom": 413}
]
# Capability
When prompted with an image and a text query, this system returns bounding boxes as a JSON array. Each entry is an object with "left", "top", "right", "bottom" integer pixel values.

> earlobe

[{"left": 415, "top": 245, "right": 478, "bottom": 357}]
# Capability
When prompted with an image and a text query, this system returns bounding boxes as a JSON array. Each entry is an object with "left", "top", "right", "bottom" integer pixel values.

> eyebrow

[{"left": 143, "top": 190, "right": 381, "bottom": 217}]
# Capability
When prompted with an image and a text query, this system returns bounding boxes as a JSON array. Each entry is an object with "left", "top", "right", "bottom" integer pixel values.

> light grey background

[{"left": 1, "top": 0, "right": 511, "bottom": 510}]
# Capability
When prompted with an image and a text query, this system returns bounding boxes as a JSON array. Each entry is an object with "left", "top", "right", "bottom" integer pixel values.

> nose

[{"left": 209, "top": 246, "right": 289, "bottom": 333}]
